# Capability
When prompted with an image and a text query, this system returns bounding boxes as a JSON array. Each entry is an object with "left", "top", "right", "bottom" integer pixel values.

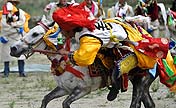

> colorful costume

[
  {"left": 53, "top": 2, "right": 169, "bottom": 69},
  {"left": 114, "top": 1, "right": 134, "bottom": 18},
  {"left": 135, "top": 0, "right": 161, "bottom": 37},
  {"left": 44, "top": 1, "right": 77, "bottom": 21},
  {"left": 107, "top": 1, "right": 134, "bottom": 19},
  {"left": 53, "top": 2, "right": 176, "bottom": 95},
  {"left": 0, "top": 0, "right": 30, "bottom": 77}
]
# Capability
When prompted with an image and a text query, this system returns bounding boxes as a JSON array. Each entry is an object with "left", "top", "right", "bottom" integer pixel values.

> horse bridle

[{"left": 20, "top": 21, "right": 49, "bottom": 58}]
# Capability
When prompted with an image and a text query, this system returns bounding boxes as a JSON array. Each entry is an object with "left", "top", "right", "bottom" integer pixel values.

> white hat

[{"left": 7, "top": 0, "right": 20, "bottom": 4}]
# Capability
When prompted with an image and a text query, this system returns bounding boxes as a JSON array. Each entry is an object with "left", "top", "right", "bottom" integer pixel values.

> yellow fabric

[
  {"left": 165, "top": 51, "right": 176, "bottom": 73},
  {"left": 103, "top": 19, "right": 157, "bottom": 69},
  {"left": 12, "top": 5, "right": 18, "bottom": 13},
  {"left": 10, "top": 5, "right": 30, "bottom": 33},
  {"left": 131, "top": 45, "right": 157, "bottom": 68},
  {"left": 107, "top": 9, "right": 111, "bottom": 18},
  {"left": 23, "top": 12, "right": 30, "bottom": 33},
  {"left": 73, "top": 36, "right": 101, "bottom": 66},
  {"left": 119, "top": 54, "right": 138, "bottom": 74},
  {"left": 43, "top": 24, "right": 59, "bottom": 51},
  {"left": 0, "top": 10, "right": 2, "bottom": 31},
  {"left": 170, "top": 84, "right": 176, "bottom": 93}
]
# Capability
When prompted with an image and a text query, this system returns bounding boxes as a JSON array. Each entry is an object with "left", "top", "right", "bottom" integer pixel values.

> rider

[
  {"left": 53, "top": 3, "right": 169, "bottom": 101},
  {"left": 43, "top": 0, "right": 79, "bottom": 46},
  {"left": 1, "top": 0, "right": 30, "bottom": 77}
]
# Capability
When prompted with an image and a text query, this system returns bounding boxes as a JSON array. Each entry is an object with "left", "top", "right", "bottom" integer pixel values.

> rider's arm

[{"left": 68, "top": 36, "right": 102, "bottom": 66}]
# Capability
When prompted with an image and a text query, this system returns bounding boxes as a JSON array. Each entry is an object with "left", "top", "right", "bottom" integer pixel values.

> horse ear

[
  {"left": 48, "top": 21, "right": 55, "bottom": 27},
  {"left": 41, "top": 15, "right": 47, "bottom": 22}
]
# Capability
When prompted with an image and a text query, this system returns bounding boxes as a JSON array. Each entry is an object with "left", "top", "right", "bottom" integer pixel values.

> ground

[{"left": 0, "top": 53, "right": 176, "bottom": 108}]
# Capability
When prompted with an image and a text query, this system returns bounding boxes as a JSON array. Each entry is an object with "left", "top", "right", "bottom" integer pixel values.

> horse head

[{"left": 10, "top": 15, "right": 55, "bottom": 58}]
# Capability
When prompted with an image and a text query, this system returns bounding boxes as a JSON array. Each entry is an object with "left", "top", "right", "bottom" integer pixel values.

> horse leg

[
  {"left": 141, "top": 71, "right": 157, "bottom": 108},
  {"left": 62, "top": 87, "right": 90, "bottom": 108},
  {"left": 130, "top": 71, "right": 157, "bottom": 108},
  {"left": 107, "top": 68, "right": 121, "bottom": 101},
  {"left": 41, "top": 86, "right": 68, "bottom": 108},
  {"left": 130, "top": 75, "right": 142, "bottom": 108}
]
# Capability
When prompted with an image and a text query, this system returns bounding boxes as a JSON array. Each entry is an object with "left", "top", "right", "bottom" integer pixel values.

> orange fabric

[
  {"left": 24, "top": 12, "right": 30, "bottom": 33},
  {"left": 0, "top": 10, "right": 2, "bottom": 30}
]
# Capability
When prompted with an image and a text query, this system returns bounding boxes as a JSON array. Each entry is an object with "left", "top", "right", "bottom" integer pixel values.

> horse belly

[{"left": 53, "top": 70, "right": 102, "bottom": 92}]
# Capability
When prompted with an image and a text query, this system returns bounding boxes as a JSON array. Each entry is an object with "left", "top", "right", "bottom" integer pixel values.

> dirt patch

[{"left": 0, "top": 54, "right": 176, "bottom": 108}]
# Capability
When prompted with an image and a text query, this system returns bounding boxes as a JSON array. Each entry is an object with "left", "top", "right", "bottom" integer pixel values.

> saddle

[{"left": 89, "top": 47, "right": 137, "bottom": 91}]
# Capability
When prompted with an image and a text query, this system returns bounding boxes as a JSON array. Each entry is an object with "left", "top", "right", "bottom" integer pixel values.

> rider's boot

[
  {"left": 3, "top": 61, "right": 10, "bottom": 77},
  {"left": 107, "top": 77, "right": 121, "bottom": 101},
  {"left": 18, "top": 60, "right": 26, "bottom": 77}
]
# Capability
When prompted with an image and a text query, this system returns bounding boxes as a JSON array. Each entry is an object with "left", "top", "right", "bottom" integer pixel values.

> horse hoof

[{"left": 107, "top": 87, "right": 119, "bottom": 101}]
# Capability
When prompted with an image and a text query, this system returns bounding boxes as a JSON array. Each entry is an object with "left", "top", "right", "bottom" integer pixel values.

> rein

[
  {"left": 21, "top": 21, "right": 51, "bottom": 58},
  {"left": 37, "top": 22, "right": 50, "bottom": 31},
  {"left": 32, "top": 49, "right": 61, "bottom": 55},
  {"left": 23, "top": 38, "right": 44, "bottom": 59},
  {"left": 22, "top": 21, "right": 85, "bottom": 79}
]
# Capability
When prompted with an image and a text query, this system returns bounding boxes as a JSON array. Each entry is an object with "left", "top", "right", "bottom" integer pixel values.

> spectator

[
  {"left": 44, "top": 0, "right": 77, "bottom": 21},
  {"left": 114, "top": 0, "right": 134, "bottom": 18},
  {"left": 83, "top": 0, "right": 105, "bottom": 19},
  {"left": 1, "top": 0, "right": 30, "bottom": 77},
  {"left": 137, "top": 0, "right": 160, "bottom": 37},
  {"left": 171, "top": 0, "right": 176, "bottom": 12}
]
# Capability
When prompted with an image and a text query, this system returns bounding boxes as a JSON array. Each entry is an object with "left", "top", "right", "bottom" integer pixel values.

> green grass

[{"left": 8, "top": 101, "right": 15, "bottom": 108}]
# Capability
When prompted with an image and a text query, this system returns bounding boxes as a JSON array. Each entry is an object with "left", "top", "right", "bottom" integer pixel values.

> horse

[{"left": 10, "top": 15, "right": 157, "bottom": 108}]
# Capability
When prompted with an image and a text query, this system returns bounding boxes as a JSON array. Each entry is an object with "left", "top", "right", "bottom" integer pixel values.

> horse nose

[{"left": 10, "top": 46, "right": 18, "bottom": 53}]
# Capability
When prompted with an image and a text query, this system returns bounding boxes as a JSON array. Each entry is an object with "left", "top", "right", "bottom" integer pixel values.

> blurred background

[
  {"left": 0, "top": 0, "right": 174, "bottom": 28},
  {"left": 0, "top": 0, "right": 175, "bottom": 72}
]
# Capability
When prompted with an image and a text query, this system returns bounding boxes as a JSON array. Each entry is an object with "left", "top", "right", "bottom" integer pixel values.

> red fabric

[
  {"left": 134, "top": 37, "right": 169, "bottom": 59},
  {"left": 2, "top": 4, "right": 10, "bottom": 15},
  {"left": 52, "top": 3, "right": 96, "bottom": 31},
  {"left": 158, "top": 59, "right": 172, "bottom": 88},
  {"left": 65, "top": 38, "right": 71, "bottom": 51},
  {"left": 121, "top": 73, "right": 128, "bottom": 92},
  {"left": 170, "top": 10, "right": 176, "bottom": 19},
  {"left": 147, "top": 1, "right": 159, "bottom": 21},
  {"left": 65, "top": 65, "right": 84, "bottom": 79}
]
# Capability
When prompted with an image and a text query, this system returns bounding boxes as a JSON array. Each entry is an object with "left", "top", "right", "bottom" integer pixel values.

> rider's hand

[{"left": 58, "top": 48, "right": 69, "bottom": 55}]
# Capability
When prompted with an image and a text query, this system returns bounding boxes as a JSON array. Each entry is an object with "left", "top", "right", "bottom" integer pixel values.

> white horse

[{"left": 10, "top": 16, "right": 157, "bottom": 108}]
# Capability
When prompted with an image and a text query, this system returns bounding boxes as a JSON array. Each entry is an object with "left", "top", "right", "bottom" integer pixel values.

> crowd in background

[{"left": 0, "top": 0, "right": 176, "bottom": 78}]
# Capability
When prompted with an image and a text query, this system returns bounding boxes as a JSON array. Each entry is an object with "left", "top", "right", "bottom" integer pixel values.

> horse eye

[{"left": 32, "top": 32, "right": 39, "bottom": 37}]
